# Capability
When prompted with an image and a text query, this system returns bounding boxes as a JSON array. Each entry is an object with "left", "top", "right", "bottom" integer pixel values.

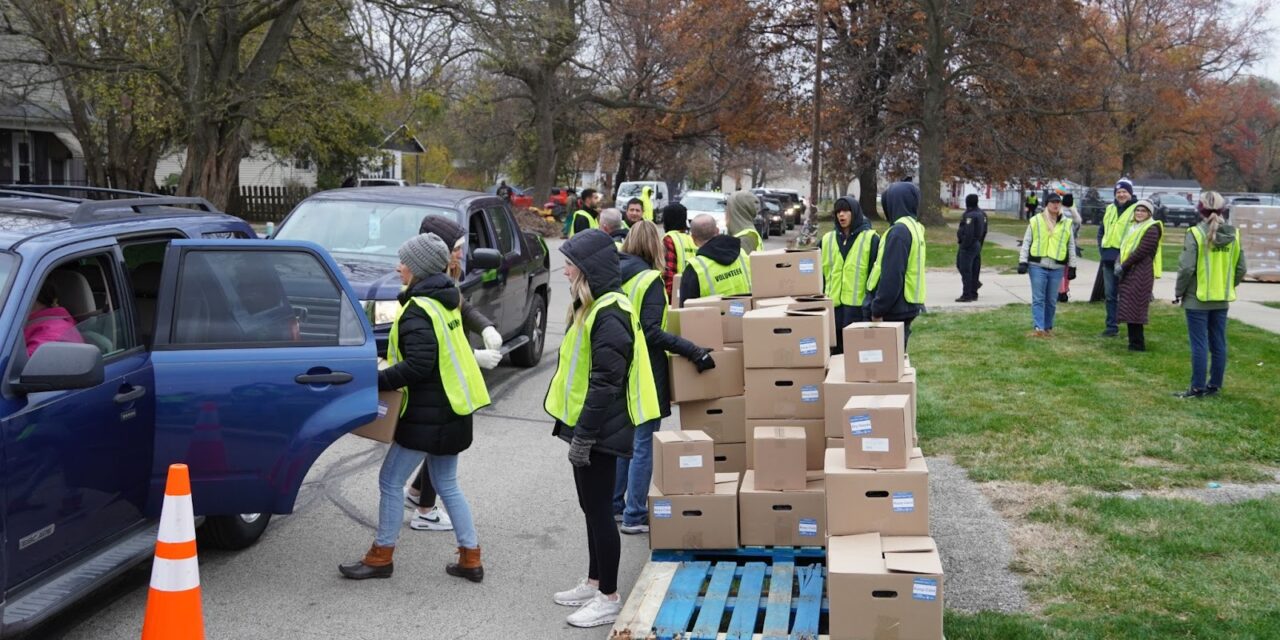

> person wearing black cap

[
  {"left": 1018, "top": 193, "right": 1078, "bottom": 336},
  {"left": 955, "top": 193, "right": 987, "bottom": 302},
  {"left": 661, "top": 202, "right": 694, "bottom": 298}
]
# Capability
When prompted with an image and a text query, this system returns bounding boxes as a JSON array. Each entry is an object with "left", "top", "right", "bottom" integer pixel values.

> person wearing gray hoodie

[
  {"left": 1173, "top": 191, "right": 1247, "bottom": 398},
  {"left": 727, "top": 191, "right": 763, "bottom": 254}
]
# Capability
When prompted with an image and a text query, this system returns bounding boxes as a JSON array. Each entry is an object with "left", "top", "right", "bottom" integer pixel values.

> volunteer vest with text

[
  {"left": 389, "top": 296, "right": 491, "bottom": 417},
  {"left": 821, "top": 228, "right": 877, "bottom": 306},
  {"left": 1189, "top": 226, "right": 1242, "bottom": 302},
  {"left": 866, "top": 217, "right": 927, "bottom": 304},
  {"left": 1029, "top": 213, "right": 1074, "bottom": 262},
  {"left": 688, "top": 251, "right": 752, "bottom": 298},
  {"left": 1119, "top": 218, "right": 1164, "bottom": 278}
]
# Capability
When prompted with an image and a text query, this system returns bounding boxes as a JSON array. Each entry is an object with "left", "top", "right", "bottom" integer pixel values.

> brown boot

[
  {"left": 446, "top": 546, "right": 484, "bottom": 583},
  {"left": 339, "top": 544, "right": 394, "bottom": 580}
]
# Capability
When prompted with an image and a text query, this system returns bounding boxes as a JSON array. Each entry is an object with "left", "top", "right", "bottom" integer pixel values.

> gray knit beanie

[{"left": 399, "top": 233, "right": 450, "bottom": 279}]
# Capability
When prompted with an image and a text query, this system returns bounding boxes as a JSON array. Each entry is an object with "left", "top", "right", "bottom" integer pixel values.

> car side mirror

[
  {"left": 16, "top": 342, "right": 104, "bottom": 394},
  {"left": 470, "top": 248, "right": 502, "bottom": 272}
]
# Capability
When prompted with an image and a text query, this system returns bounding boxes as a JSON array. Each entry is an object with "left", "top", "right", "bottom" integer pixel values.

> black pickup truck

[{"left": 273, "top": 187, "right": 550, "bottom": 365}]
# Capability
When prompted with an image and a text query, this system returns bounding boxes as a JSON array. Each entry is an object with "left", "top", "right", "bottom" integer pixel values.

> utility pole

[{"left": 809, "top": 0, "right": 824, "bottom": 220}]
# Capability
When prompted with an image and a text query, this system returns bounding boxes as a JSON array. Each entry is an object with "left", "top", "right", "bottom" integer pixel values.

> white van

[{"left": 614, "top": 181, "right": 670, "bottom": 213}]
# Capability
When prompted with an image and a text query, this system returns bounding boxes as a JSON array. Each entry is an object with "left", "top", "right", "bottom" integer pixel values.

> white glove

[
  {"left": 473, "top": 349, "right": 502, "bottom": 370},
  {"left": 482, "top": 326, "right": 503, "bottom": 351}
]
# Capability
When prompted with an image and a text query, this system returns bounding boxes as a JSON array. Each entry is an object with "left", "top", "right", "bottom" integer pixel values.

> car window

[
  {"left": 469, "top": 210, "right": 495, "bottom": 252},
  {"left": 486, "top": 206, "right": 519, "bottom": 255},
  {"left": 681, "top": 195, "right": 726, "bottom": 212},
  {"left": 0, "top": 252, "right": 14, "bottom": 318},
  {"left": 169, "top": 250, "right": 362, "bottom": 347},
  {"left": 275, "top": 200, "right": 454, "bottom": 267},
  {"left": 25, "top": 252, "right": 132, "bottom": 359},
  {"left": 617, "top": 184, "right": 642, "bottom": 199}
]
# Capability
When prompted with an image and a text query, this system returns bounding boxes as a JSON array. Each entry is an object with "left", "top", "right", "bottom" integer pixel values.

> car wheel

[
  {"left": 510, "top": 292, "right": 547, "bottom": 368},
  {"left": 200, "top": 513, "right": 272, "bottom": 550}
]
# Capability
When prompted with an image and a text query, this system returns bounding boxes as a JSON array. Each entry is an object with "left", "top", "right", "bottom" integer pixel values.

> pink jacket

[{"left": 24, "top": 307, "right": 86, "bottom": 356}]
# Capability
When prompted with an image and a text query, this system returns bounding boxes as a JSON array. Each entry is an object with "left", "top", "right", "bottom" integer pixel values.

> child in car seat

[{"left": 24, "top": 282, "right": 85, "bottom": 356}]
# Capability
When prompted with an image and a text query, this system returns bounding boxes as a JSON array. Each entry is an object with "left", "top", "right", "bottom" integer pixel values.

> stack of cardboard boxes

[
  {"left": 668, "top": 304, "right": 747, "bottom": 474},
  {"left": 1232, "top": 205, "right": 1280, "bottom": 282},
  {"left": 646, "top": 430, "right": 740, "bottom": 549}
]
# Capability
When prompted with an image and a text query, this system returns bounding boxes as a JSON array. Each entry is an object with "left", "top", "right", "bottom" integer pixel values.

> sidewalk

[{"left": 926, "top": 230, "right": 1280, "bottom": 334}]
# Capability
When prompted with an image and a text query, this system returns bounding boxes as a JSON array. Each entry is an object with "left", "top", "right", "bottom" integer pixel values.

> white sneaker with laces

[
  {"left": 566, "top": 592, "right": 622, "bottom": 628},
  {"left": 553, "top": 578, "right": 600, "bottom": 607},
  {"left": 403, "top": 486, "right": 422, "bottom": 508},
  {"left": 408, "top": 506, "right": 453, "bottom": 531}
]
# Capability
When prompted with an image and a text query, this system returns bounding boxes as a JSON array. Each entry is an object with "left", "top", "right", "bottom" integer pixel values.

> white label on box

[
  {"left": 801, "top": 385, "right": 820, "bottom": 403},
  {"left": 798, "top": 258, "right": 816, "bottom": 274},
  {"left": 862, "top": 437, "right": 890, "bottom": 452},
  {"left": 912, "top": 578, "right": 938, "bottom": 601},
  {"left": 654, "top": 500, "right": 673, "bottom": 519},
  {"left": 799, "top": 337, "right": 818, "bottom": 356},
  {"left": 376, "top": 400, "right": 389, "bottom": 418},
  {"left": 679, "top": 455, "right": 705, "bottom": 469},
  {"left": 729, "top": 302, "right": 746, "bottom": 317},
  {"left": 798, "top": 518, "right": 818, "bottom": 537},
  {"left": 892, "top": 491, "right": 915, "bottom": 512},
  {"left": 849, "top": 414, "right": 873, "bottom": 435},
  {"left": 858, "top": 349, "right": 885, "bottom": 364}
]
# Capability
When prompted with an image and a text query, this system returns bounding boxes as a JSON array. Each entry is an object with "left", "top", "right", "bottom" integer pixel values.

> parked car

[
  {"left": 1151, "top": 192, "right": 1199, "bottom": 227},
  {"left": 273, "top": 187, "right": 550, "bottom": 365},
  {"left": 549, "top": 187, "right": 577, "bottom": 208},
  {"left": 487, "top": 185, "right": 534, "bottom": 209},
  {"left": 770, "top": 189, "right": 804, "bottom": 229},
  {"left": 680, "top": 190, "right": 728, "bottom": 233},
  {"left": 0, "top": 185, "right": 379, "bottom": 637},
  {"left": 759, "top": 195, "right": 787, "bottom": 236},
  {"left": 352, "top": 178, "right": 408, "bottom": 187},
  {"left": 1079, "top": 187, "right": 1110, "bottom": 225}
]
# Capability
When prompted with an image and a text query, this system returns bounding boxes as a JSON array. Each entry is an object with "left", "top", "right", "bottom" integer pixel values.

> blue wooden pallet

[
  {"left": 610, "top": 560, "right": 828, "bottom": 640},
  {"left": 651, "top": 545, "right": 827, "bottom": 566}
]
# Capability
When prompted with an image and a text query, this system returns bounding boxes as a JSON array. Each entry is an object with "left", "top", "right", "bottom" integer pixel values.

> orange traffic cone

[{"left": 141, "top": 464, "right": 205, "bottom": 640}]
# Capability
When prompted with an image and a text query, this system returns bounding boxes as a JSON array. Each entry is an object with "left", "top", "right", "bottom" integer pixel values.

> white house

[
  {"left": 0, "top": 27, "right": 86, "bottom": 185},
  {"left": 154, "top": 147, "right": 318, "bottom": 188}
]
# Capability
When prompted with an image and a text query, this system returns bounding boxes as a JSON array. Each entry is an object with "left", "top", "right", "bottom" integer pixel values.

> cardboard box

[
  {"left": 684, "top": 294, "right": 752, "bottom": 342},
  {"left": 825, "top": 355, "right": 917, "bottom": 440},
  {"left": 670, "top": 274, "right": 682, "bottom": 309},
  {"left": 753, "top": 296, "right": 836, "bottom": 346},
  {"left": 742, "top": 307, "right": 831, "bottom": 369},
  {"left": 746, "top": 419, "right": 826, "bottom": 470},
  {"left": 678, "top": 396, "right": 746, "bottom": 443},
  {"left": 827, "top": 437, "right": 843, "bottom": 449},
  {"left": 669, "top": 347, "right": 744, "bottom": 403},
  {"left": 825, "top": 448, "right": 929, "bottom": 536},
  {"left": 828, "top": 533, "right": 944, "bottom": 640},
  {"left": 668, "top": 307, "right": 724, "bottom": 351},
  {"left": 649, "top": 473, "right": 740, "bottom": 549},
  {"left": 749, "top": 249, "right": 823, "bottom": 297},
  {"left": 744, "top": 367, "right": 825, "bottom": 420},
  {"left": 351, "top": 390, "right": 402, "bottom": 443},
  {"left": 842, "top": 395, "right": 912, "bottom": 470},
  {"left": 713, "top": 443, "right": 746, "bottom": 474},
  {"left": 652, "top": 431, "right": 715, "bottom": 495},
  {"left": 753, "top": 426, "right": 807, "bottom": 490},
  {"left": 738, "top": 470, "right": 826, "bottom": 547},
  {"left": 843, "top": 322, "right": 906, "bottom": 382}
]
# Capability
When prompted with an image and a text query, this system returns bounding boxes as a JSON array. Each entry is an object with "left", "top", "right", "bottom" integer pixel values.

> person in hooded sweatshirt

[
  {"left": 547, "top": 229, "right": 659, "bottom": 629},
  {"left": 661, "top": 202, "right": 696, "bottom": 297},
  {"left": 955, "top": 193, "right": 988, "bottom": 302},
  {"left": 679, "top": 213, "right": 752, "bottom": 304},
  {"left": 599, "top": 208, "right": 628, "bottom": 248},
  {"left": 727, "top": 190, "right": 763, "bottom": 254},
  {"left": 1173, "top": 191, "right": 1246, "bottom": 398},
  {"left": 340, "top": 233, "right": 488, "bottom": 584},
  {"left": 865, "top": 182, "right": 927, "bottom": 348},
  {"left": 614, "top": 221, "right": 716, "bottom": 534},
  {"left": 822, "top": 195, "right": 880, "bottom": 353}
]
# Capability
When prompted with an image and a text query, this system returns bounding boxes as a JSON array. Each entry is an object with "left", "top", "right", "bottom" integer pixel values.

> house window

[{"left": 17, "top": 137, "right": 31, "bottom": 183}]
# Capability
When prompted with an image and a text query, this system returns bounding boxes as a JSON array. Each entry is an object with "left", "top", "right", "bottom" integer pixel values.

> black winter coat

[
  {"left": 867, "top": 182, "right": 926, "bottom": 321},
  {"left": 619, "top": 252, "right": 704, "bottom": 417},
  {"left": 552, "top": 230, "right": 637, "bottom": 458},
  {"left": 957, "top": 207, "right": 988, "bottom": 252},
  {"left": 678, "top": 234, "right": 745, "bottom": 305},
  {"left": 379, "top": 274, "right": 483, "bottom": 455}
]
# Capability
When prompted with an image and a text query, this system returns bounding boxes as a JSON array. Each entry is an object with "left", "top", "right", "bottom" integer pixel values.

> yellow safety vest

[
  {"left": 1119, "top": 218, "right": 1164, "bottom": 278},
  {"left": 623, "top": 269, "right": 666, "bottom": 330},
  {"left": 688, "top": 251, "right": 752, "bottom": 298},
  {"left": 1101, "top": 202, "right": 1136, "bottom": 249},
  {"left": 821, "top": 228, "right": 878, "bottom": 306},
  {"left": 734, "top": 228, "right": 763, "bottom": 254},
  {"left": 664, "top": 230, "right": 698, "bottom": 275},
  {"left": 866, "top": 217, "right": 927, "bottom": 304},
  {"left": 1029, "top": 214, "right": 1074, "bottom": 263},
  {"left": 544, "top": 292, "right": 660, "bottom": 427},
  {"left": 640, "top": 188, "right": 654, "bottom": 222},
  {"left": 389, "top": 296, "right": 491, "bottom": 417},
  {"left": 1188, "top": 226, "right": 1242, "bottom": 302},
  {"left": 569, "top": 210, "right": 598, "bottom": 237}
]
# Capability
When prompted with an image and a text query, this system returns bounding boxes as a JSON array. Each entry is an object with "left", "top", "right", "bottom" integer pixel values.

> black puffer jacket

[
  {"left": 619, "top": 252, "right": 705, "bottom": 417},
  {"left": 867, "top": 182, "right": 925, "bottom": 321},
  {"left": 552, "top": 230, "right": 636, "bottom": 458},
  {"left": 379, "top": 274, "right": 485, "bottom": 454},
  {"left": 679, "top": 234, "right": 745, "bottom": 305}
]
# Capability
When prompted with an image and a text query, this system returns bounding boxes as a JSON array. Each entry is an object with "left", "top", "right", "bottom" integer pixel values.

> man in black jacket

[
  {"left": 678, "top": 214, "right": 751, "bottom": 305},
  {"left": 600, "top": 208, "right": 628, "bottom": 245},
  {"left": 867, "top": 181, "right": 926, "bottom": 347},
  {"left": 571, "top": 188, "right": 602, "bottom": 236},
  {"left": 955, "top": 193, "right": 988, "bottom": 302}
]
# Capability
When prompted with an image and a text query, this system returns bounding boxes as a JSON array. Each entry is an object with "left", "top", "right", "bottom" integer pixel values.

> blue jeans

[
  {"left": 1028, "top": 265, "right": 1064, "bottom": 331},
  {"left": 1186, "top": 308, "right": 1229, "bottom": 390},
  {"left": 1101, "top": 260, "right": 1119, "bottom": 332},
  {"left": 613, "top": 420, "right": 658, "bottom": 526},
  {"left": 376, "top": 442, "right": 478, "bottom": 548}
]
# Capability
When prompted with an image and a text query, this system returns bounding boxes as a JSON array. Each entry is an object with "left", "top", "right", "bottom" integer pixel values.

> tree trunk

[
  {"left": 530, "top": 81, "right": 557, "bottom": 205},
  {"left": 858, "top": 163, "right": 880, "bottom": 219},
  {"left": 179, "top": 120, "right": 246, "bottom": 211},
  {"left": 916, "top": 0, "right": 948, "bottom": 227},
  {"left": 614, "top": 132, "right": 634, "bottom": 198}
]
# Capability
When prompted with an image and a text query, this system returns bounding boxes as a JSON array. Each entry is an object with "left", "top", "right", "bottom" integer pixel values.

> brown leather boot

[
  {"left": 445, "top": 546, "right": 484, "bottom": 583},
  {"left": 339, "top": 544, "right": 394, "bottom": 580}
]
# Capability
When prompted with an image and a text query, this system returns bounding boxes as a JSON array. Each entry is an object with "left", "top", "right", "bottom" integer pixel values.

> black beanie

[
  {"left": 419, "top": 215, "right": 465, "bottom": 250},
  {"left": 1062, "top": 193, "right": 1074, "bottom": 207},
  {"left": 965, "top": 194, "right": 979, "bottom": 209}
]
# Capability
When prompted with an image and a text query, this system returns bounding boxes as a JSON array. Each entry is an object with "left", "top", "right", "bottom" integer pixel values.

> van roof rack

[{"left": 1, "top": 185, "right": 162, "bottom": 200}]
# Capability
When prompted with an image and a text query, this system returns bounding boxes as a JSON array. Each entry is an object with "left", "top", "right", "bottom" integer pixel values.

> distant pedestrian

[
  {"left": 640, "top": 185, "right": 655, "bottom": 222},
  {"left": 822, "top": 195, "right": 880, "bottom": 353},
  {"left": 866, "top": 181, "right": 927, "bottom": 349},
  {"left": 661, "top": 203, "right": 696, "bottom": 297},
  {"left": 570, "top": 188, "right": 603, "bottom": 238},
  {"left": 1172, "top": 191, "right": 1246, "bottom": 398},
  {"left": 955, "top": 193, "right": 987, "bottom": 302},
  {"left": 496, "top": 180, "right": 512, "bottom": 202},
  {"left": 1115, "top": 199, "right": 1163, "bottom": 351},
  {"left": 1017, "top": 193, "right": 1077, "bottom": 337},
  {"left": 1096, "top": 179, "right": 1138, "bottom": 337},
  {"left": 1024, "top": 191, "right": 1038, "bottom": 220},
  {"left": 1057, "top": 193, "right": 1082, "bottom": 302}
]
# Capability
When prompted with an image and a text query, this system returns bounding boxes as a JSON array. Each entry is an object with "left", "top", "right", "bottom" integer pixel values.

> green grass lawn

[
  {"left": 1264, "top": 302, "right": 1280, "bottom": 310},
  {"left": 911, "top": 303, "right": 1280, "bottom": 638}
]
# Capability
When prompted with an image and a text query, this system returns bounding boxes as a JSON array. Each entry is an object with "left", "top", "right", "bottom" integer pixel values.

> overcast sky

[{"left": 1254, "top": 4, "right": 1280, "bottom": 83}]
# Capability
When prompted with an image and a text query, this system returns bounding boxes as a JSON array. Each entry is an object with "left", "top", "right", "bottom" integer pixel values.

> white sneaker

[
  {"left": 566, "top": 592, "right": 622, "bottom": 628},
  {"left": 553, "top": 578, "right": 600, "bottom": 607},
  {"left": 408, "top": 506, "right": 453, "bottom": 531},
  {"left": 403, "top": 486, "right": 421, "bottom": 508}
]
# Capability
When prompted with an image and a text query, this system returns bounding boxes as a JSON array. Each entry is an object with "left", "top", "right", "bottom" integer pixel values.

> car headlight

[{"left": 361, "top": 300, "right": 401, "bottom": 326}]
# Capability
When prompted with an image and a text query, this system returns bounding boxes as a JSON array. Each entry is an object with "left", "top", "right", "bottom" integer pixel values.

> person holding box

[{"left": 822, "top": 195, "right": 880, "bottom": 353}]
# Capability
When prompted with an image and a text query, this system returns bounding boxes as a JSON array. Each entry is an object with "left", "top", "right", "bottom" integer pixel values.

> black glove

[
  {"left": 692, "top": 349, "right": 716, "bottom": 373},
  {"left": 568, "top": 436, "right": 595, "bottom": 467},
  {"left": 1017, "top": 262, "right": 1028, "bottom": 275},
  {"left": 1068, "top": 267, "right": 1077, "bottom": 281}
]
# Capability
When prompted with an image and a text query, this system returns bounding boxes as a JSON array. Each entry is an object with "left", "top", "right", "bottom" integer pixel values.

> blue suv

[{"left": 0, "top": 187, "right": 377, "bottom": 636}]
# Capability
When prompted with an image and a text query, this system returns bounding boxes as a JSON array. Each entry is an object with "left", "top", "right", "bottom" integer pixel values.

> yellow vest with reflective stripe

[
  {"left": 570, "top": 210, "right": 598, "bottom": 237},
  {"left": 623, "top": 269, "right": 666, "bottom": 330},
  {"left": 664, "top": 230, "right": 697, "bottom": 275},
  {"left": 688, "top": 251, "right": 752, "bottom": 298},
  {"left": 866, "top": 217, "right": 927, "bottom": 304},
  {"left": 544, "top": 292, "right": 660, "bottom": 427},
  {"left": 821, "top": 228, "right": 877, "bottom": 306},
  {"left": 1029, "top": 214, "right": 1073, "bottom": 262},
  {"left": 389, "top": 296, "right": 491, "bottom": 417},
  {"left": 1189, "top": 226, "right": 1241, "bottom": 302},
  {"left": 1101, "top": 202, "right": 1136, "bottom": 249},
  {"left": 735, "top": 228, "right": 763, "bottom": 254},
  {"left": 1119, "top": 218, "right": 1164, "bottom": 278}
]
